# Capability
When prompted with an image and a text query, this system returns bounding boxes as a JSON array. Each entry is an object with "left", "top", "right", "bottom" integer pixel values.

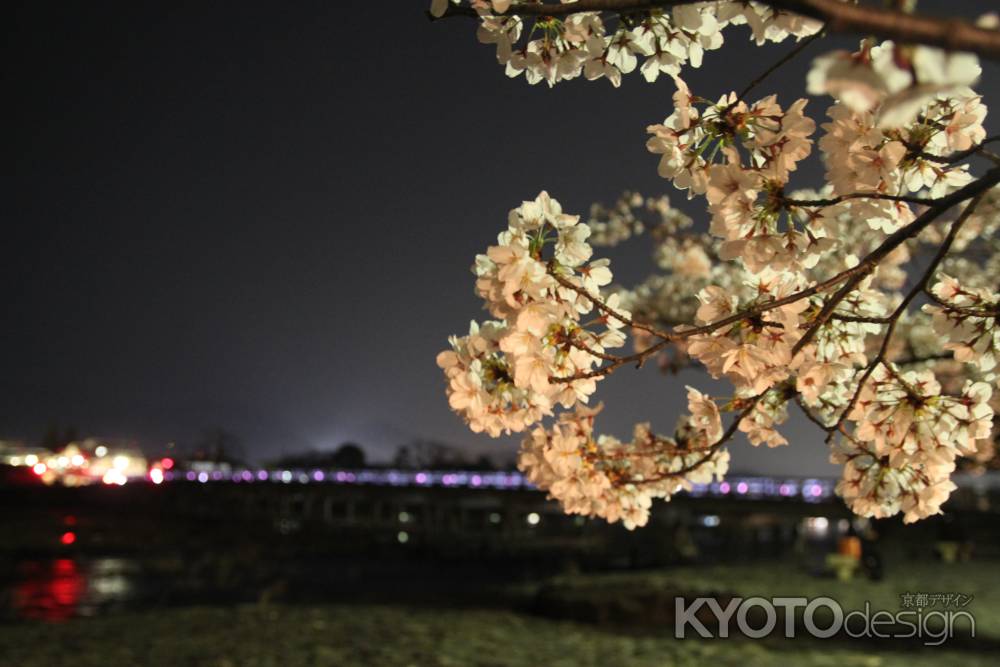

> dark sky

[{"left": 5, "top": 1, "right": 995, "bottom": 473}]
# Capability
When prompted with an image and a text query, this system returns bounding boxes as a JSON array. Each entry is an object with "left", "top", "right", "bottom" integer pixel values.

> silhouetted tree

[
  {"left": 392, "top": 445, "right": 413, "bottom": 469},
  {"left": 41, "top": 424, "right": 80, "bottom": 450},
  {"left": 194, "top": 427, "right": 245, "bottom": 465},
  {"left": 331, "top": 443, "right": 365, "bottom": 468},
  {"left": 42, "top": 425, "right": 61, "bottom": 450}
]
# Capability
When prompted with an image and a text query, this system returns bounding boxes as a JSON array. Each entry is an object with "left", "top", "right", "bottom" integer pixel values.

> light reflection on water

[{"left": 9, "top": 558, "right": 137, "bottom": 621}]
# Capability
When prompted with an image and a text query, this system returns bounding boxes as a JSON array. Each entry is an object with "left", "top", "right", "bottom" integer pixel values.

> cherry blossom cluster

[
  {"left": 437, "top": 192, "right": 628, "bottom": 436},
  {"left": 518, "top": 389, "right": 730, "bottom": 528},
  {"left": 438, "top": 191, "right": 741, "bottom": 527},
  {"left": 430, "top": 1, "right": 821, "bottom": 87},
  {"left": 924, "top": 274, "right": 1000, "bottom": 377},
  {"left": 682, "top": 269, "right": 809, "bottom": 394},
  {"left": 816, "top": 92, "right": 984, "bottom": 230},
  {"left": 647, "top": 80, "right": 836, "bottom": 275},
  {"left": 835, "top": 367, "right": 994, "bottom": 521},
  {"left": 807, "top": 39, "right": 982, "bottom": 129}
]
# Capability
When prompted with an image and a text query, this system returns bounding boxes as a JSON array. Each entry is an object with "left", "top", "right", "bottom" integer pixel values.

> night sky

[{"left": 6, "top": 1, "right": 995, "bottom": 473}]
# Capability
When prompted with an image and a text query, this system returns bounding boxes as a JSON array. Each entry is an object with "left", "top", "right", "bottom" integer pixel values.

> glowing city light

[
  {"left": 94, "top": 445, "right": 108, "bottom": 457},
  {"left": 805, "top": 516, "right": 830, "bottom": 537},
  {"left": 60, "top": 531, "right": 76, "bottom": 545},
  {"left": 150, "top": 468, "right": 164, "bottom": 484},
  {"left": 526, "top": 512, "right": 540, "bottom": 525},
  {"left": 102, "top": 469, "right": 127, "bottom": 486},
  {"left": 33, "top": 462, "right": 47, "bottom": 475}
]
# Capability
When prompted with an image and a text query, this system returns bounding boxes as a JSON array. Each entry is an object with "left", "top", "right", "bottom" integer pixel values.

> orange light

[
  {"left": 60, "top": 532, "right": 76, "bottom": 546},
  {"left": 32, "top": 462, "right": 47, "bottom": 475}
]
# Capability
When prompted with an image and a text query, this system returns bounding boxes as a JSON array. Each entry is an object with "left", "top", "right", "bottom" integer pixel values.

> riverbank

[{"left": 1, "top": 603, "right": 997, "bottom": 667}]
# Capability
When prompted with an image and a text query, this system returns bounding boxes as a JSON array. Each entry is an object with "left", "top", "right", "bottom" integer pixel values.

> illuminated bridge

[{"left": 165, "top": 467, "right": 838, "bottom": 503}]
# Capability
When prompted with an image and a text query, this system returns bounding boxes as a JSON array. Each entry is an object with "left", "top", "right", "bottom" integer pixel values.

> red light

[
  {"left": 64, "top": 515, "right": 77, "bottom": 526},
  {"left": 32, "top": 462, "right": 47, "bottom": 475},
  {"left": 60, "top": 532, "right": 76, "bottom": 546},
  {"left": 161, "top": 457, "right": 174, "bottom": 470}
]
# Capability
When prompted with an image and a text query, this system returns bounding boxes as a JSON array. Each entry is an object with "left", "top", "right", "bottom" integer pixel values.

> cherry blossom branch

[
  {"left": 430, "top": 1, "right": 1000, "bottom": 60},
  {"left": 553, "top": 338, "right": 672, "bottom": 382},
  {"left": 829, "top": 313, "right": 891, "bottom": 324},
  {"left": 894, "top": 352, "right": 955, "bottom": 367},
  {"left": 624, "top": 393, "right": 763, "bottom": 484},
  {"left": 548, "top": 268, "right": 674, "bottom": 339},
  {"left": 922, "top": 287, "right": 1000, "bottom": 317},
  {"left": 793, "top": 166, "right": 1000, "bottom": 355},
  {"left": 910, "top": 135, "right": 1000, "bottom": 165},
  {"left": 565, "top": 338, "right": 624, "bottom": 364},
  {"left": 550, "top": 265, "right": 863, "bottom": 382},
  {"left": 553, "top": 167, "right": 1000, "bottom": 385},
  {"left": 796, "top": 395, "right": 833, "bottom": 430},
  {"left": 768, "top": 0, "right": 1000, "bottom": 59},
  {"left": 784, "top": 191, "right": 938, "bottom": 208},
  {"left": 824, "top": 191, "right": 988, "bottom": 438}
]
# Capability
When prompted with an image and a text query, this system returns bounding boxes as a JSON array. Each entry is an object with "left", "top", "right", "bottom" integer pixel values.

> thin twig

[
  {"left": 912, "top": 135, "right": 1000, "bottom": 165},
  {"left": 785, "top": 192, "right": 938, "bottom": 208},
  {"left": 733, "top": 27, "right": 826, "bottom": 105}
]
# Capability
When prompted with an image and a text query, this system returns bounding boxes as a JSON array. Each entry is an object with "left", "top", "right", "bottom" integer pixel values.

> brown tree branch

[{"left": 431, "top": 0, "right": 1000, "bottom": 60}]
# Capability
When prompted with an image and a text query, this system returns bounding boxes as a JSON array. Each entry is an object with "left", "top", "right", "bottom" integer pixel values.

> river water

[{"left": 0, "top": 554, "right": 544, "bottom": 622}]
